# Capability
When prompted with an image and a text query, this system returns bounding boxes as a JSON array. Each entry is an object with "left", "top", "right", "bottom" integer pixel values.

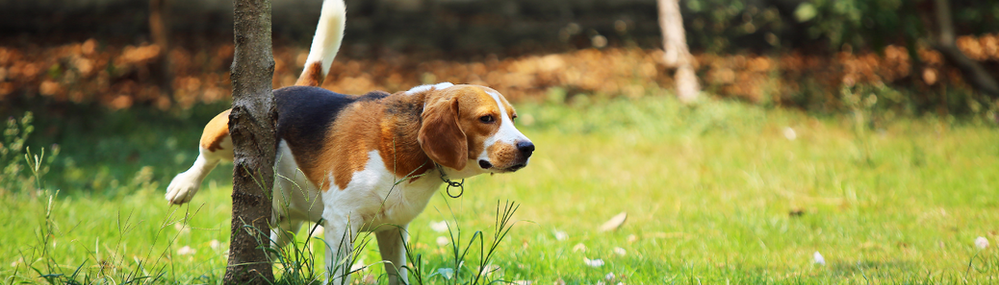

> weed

[
  {"left": 406, "top": 199, "right": 520, "bottom": 285},
  {"left": 1, "top": 112, "right": 60, "bottom": 193},
  {"left": 12, "top": 190, "right": 169, "bottom": 284}
]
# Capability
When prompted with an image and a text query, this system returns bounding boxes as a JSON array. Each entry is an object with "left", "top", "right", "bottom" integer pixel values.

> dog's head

[{"left": 418, "top": 84, "right": 533, "bottom": 174}]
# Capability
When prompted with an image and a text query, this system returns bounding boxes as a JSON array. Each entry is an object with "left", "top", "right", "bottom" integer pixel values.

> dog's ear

[{"left": 419, "top": 93, "right": 468, "bottom": 170}]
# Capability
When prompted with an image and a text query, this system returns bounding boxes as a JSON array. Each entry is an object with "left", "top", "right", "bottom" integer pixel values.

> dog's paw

[{"left": 165, "top": 172, "right": 200, "bottom": 205}]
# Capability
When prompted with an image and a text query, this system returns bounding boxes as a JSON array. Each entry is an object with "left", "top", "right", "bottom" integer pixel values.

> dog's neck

[
  {"left": 380, "top": 89, "right": 489, "bottom": 183},
  {"left": 376, "top": 92, "right": 437, "bottom": 181}
]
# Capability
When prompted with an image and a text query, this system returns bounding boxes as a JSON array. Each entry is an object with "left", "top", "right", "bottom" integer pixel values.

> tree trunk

[
  {"left": 658, "top": 0, "right": 700, "bottom": 103},
  {"left": 928, "top": 0, "right": 999, "bottom": 97},
  {"left": 223, "top": 0, "right": 276, "bottom": 283}
]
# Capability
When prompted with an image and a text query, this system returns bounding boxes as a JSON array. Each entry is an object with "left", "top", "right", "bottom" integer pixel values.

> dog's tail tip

[{"left": 295, "top": 0, "right": 346, "bottom": 87}]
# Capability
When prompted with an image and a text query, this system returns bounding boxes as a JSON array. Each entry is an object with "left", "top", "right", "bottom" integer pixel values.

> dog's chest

[{"left": 320, "top": 150, "right": 442, "bottom": 230}]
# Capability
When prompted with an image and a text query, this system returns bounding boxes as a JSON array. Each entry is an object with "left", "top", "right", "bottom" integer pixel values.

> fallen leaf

[{"left": 599, "top": 212, "right": 627, "bottom": 232}]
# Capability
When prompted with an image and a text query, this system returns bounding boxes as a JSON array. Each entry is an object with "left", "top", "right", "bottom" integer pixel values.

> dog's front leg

[
  {"left": 323, "top": 215, "right": 360, "bottom": 285},
  {"left": 375, "top": 224, "right": 409, "bottom": 285}
]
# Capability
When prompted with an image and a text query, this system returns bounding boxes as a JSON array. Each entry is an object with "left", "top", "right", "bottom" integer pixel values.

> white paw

[{"left": 165, "top": 172, "right": 200, "bottom": 205}]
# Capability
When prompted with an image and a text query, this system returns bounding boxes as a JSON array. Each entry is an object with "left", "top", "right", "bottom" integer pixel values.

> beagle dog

[{"left": 164, "top": 0, "right": 534, "bottom": 283}]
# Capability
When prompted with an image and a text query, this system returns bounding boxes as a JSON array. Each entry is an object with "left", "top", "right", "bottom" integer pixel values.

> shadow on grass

[{"left": 7, "top": 99, "right": 234, "bottom": 197}]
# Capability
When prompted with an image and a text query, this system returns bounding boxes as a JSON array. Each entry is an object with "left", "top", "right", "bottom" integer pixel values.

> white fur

[
  {"left": 301, "top": 0, "right": 347, "bottom": 79},
  {"left": 272, "top": 146, "right": 490, "bottom": 284},
  {"left": 270, "top": 141, "right": 323, "bottom": 251},
  {"left": 165, "top": 135, "right": 231, "bottom": 204},
  {"left": 284, "top": 149, "right": 443, "bottom": 284},
  {"left": 173, "top": 141, "right": 451, "bottom": 284},
  {"left": 478, "top": 90, "right": 531, "bottom": 165},
  {"left": 405, "top": 82, "right": 454, "bottom": 96}
]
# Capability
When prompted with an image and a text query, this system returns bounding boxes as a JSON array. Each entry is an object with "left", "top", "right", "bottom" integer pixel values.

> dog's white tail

[{"left": 295, "top": 0, "right": 346, "bottom": 87}]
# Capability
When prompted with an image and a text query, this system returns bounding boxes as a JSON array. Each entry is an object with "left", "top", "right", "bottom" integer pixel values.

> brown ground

[{"left": 1, "top": 34, "right": 997, "bottom": 111}]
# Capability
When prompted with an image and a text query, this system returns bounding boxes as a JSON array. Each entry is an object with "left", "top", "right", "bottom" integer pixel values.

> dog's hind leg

[{"left": 166, "top": 109, "right": 233, "bottom": 205}]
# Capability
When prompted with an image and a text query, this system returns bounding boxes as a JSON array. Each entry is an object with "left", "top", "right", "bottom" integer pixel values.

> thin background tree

[
  {"left": 924, "top": 0, "right": 999, "bottom": 98},
  {"left": 658, "top": 0, "right": 701, "bottom": 103},
  {"left": 223, "top": 0, "right": 277, "bottom": 283},
  {"left": 148, "top": 0, "right": 174, "bottom": 103}
]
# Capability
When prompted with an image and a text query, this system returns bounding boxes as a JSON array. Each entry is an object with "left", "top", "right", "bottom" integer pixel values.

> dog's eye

[
  {"left": 479, "top": 115, "right": 494, "bottom": 123},
  {"left": 511, "top": 114, "right": 518, "bottom": 122}
]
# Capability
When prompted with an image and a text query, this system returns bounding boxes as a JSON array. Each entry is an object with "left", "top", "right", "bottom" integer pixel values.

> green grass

[{"left": 3, "top": 92, "right": 999, "bottom": 284}]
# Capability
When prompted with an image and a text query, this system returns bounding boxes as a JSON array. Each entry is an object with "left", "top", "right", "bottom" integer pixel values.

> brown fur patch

[
  {"left": 302, "top": 102, "right": 379, "bottom": 190},
  {"left": 486, "top": 141, "right": 519, "bottom": 169},
  {"left": 200, "top": 109, "right": 232, "bottom": 151},
  {"left": 302, "top": 93, "right": 434, "bottom": 191},
  {"left": 295, "top": 62, "right": 325, "bottom": 87},
  {"left": 450, "top": 86, "right": 503, "bottom": 161},
  {"left": 419, "top": 94, "right": 467, "bottom": 170},
  {"left": 380, "top": 93, "right": 435, "bottom": 180}
]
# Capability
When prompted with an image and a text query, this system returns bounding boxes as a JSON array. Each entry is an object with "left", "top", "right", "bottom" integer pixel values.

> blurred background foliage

[
  {"left": 1, "top": 2, "right": 997, "bottom": 282},
  {"left": 0, "top": 0, "right": 998, "bottom": 193},
  {"left": 4, "top": 0, "right": 997, "bottom": 53},
  {"left": 1, "top": 0, "right": 996, "bottom": 113}
]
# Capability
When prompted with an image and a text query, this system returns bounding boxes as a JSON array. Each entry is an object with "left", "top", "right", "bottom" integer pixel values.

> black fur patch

[{"left": 274, "top": 86, "right": 388, "bottom": 167}]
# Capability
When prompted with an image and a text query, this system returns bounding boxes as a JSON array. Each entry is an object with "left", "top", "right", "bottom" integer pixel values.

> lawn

[{"left": 3, "top": 92, "right": 998, "bottom": 284}]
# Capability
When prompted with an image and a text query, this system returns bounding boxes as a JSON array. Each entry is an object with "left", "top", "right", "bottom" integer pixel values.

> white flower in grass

[
  {"left": 604, "top": 272, "right": 615, "bottom": 280},
  {"left": 209, "top": 239, "right": 223, "bottom": 250},
  {"left": 783, "top": 127, "right": 797, "bottom": 140},
  {"left": 626, "top": 234, "right": 637, "bottom": 243},
  {"left": 812, "top": 251, "right": 825, "bottom": 265},
  {"left": 437, "top": 268, "right": 455, "bottom": 280},
  {"left": 975, "top": 236, "right": 989, "bottom": 249},
  {"left": 430, "top": 220, "right": 449, "bottom": 233},
  {"left": 478, "top": 264, "right": 501, "bottom": 277},
  {"left": 177, "top": 246, "right": 196, "bottom": 256},
  {"left": 173, "top": 223, "right": 190, "bottom": 234},
  {"left": 436, "top": 236, "right": 449, "bottom": 246},
  {"left": 613, "top": 247, "right": 626, "bottom": 256},
  {"left": 584, "top": 257, "right": 604, "bottom": 267},
  {"left": 553, "top": 230, "right": 568, "bottom": 241}
]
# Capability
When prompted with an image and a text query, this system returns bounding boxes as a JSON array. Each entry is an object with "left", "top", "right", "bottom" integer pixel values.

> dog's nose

[{"left": 517, "top": 141, "right": 535, "bottom": 157}]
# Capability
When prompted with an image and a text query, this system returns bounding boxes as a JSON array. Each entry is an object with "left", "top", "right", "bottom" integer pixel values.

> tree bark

[
  {"left": 928, "top": 0, "right": 999, "bottom": 98},
  {"left": 223, "top": 0, "right": 276, "bottom": 283},
  {"left": 658, "top": 0, "right": 700, "bottom": 103}
]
